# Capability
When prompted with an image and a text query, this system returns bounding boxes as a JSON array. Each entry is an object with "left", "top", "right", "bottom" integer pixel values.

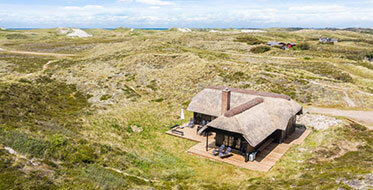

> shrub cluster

[
  {"left": 297, "top": 42, "right": 310, "bottom": 50},
  {"left": 250, "top": 46, "right": 271, "bottom": 53},
  {"left": 366, "top": 51, "right": 373, "bottom": 59}
]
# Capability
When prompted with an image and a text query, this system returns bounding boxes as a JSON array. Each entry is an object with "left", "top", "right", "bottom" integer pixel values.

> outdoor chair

[
  {"left": 171, "top": 129, "right": 184, "bottom": 136},
  {"left": 197, "top": 126, "right": 202, "bottom": 133},
  {"left": 212, "top": 144, "right": 225, "bottom": 156},
  {"left": 170, "top": 124, "right": 179, "bottom": 130},
  {"left": 219, "top": 147, "right": 232, "bottom": 158},
  {"left": 187, "top": 118, "right": 194, "bottom": 128}
]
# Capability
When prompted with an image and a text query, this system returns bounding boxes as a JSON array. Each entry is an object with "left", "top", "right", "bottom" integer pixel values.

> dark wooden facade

[
  {"left": 199, "top": 114, "right": 297, "bottom": 155},
  {"left": 193, "top": 112, "right": 216, "bottom": 125}
]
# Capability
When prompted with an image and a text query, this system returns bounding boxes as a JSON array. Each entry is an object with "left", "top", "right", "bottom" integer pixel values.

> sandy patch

[
  {"left": 178, "top": 28, "right": 192, "bottom": 32},
  {"left": 209, "top": 29, "right": 220, "bottom": 33},
  {"left": 67, "top": 29, "right": 92, "bottom": 38},
  {"left": 241, "top": 29, "right": 266, "bottom": 33},
  {"left": 297, "top": 113, "right": 341, "bottom": 130},
  {"left": 57, "top": 27, "right": 92, "bottom": 38}
]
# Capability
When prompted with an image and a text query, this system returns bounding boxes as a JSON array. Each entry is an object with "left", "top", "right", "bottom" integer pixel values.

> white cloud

[
  {"left": 64, "top": 5, "right": 103, "bottom": 10},
  {"left": 149, "top": 6, "right": 161, "bottom": 9},
  {"left": 119, "top": 0, "right": 175, "bottom": 6},
  {"left": 288, "top": 5, "right": 346, "bottom": 13},
  {"left": 137, "top": 0, "right": 174, "bottom": 5},
  {"left": 1, "top": 1, "right": 373, "bottom": 28}
]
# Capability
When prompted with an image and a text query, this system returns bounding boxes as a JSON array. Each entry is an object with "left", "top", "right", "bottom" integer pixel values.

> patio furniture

[
  {"left": 219, "top": 147, "right": 232, "bottom": 158},
  {"left": 187, "top": 118, "right": 194, "bottom": 128},
  {"left": 171, "top": 129, "right": 184, "bottom": 136},
  {"left": 197, "top": 126, "right": 202, "bottom": 133},
  {"left": 212, "top": 144, "right": 225, "bottom": 156},
  {"left": 170, "top": 124, "right": 179, "bottom": 130}
]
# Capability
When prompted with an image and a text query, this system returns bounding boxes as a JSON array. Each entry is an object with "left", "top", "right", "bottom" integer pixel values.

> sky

[{"left": 0, "top": 0, "right": 373, "bottom": 28}]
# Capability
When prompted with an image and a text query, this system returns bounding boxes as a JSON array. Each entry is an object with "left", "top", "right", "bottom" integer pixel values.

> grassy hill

[{"left": 0, "top": 28, "right": 372, "bottom": 189}]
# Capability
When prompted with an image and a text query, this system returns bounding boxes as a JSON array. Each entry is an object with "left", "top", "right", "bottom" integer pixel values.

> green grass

[
  {"left": 235, "top": 36, "right": 264, "bottom": 45},
  {"left": 0, "top": 77, "right": 89, "bottom": 131},
  {"left": 250, "top": 46, "right": 271, "bottom": 53},
  {"left": 248, "top": 122, "right": 372, "bottom": 189},
  {"left": 0, "top": 149, "right": 56, "bottom": 189},
  {"left": 284, "top": 61, "right": 354, "bottom": 83},
  {"left": 0, "top": 52, "right": 52, "bottom": 73}
]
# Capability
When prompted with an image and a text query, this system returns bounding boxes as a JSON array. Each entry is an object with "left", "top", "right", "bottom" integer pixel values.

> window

[
  {"left": 223, "top": 135, "right": 236, "bottom": 148},
  {"left": 235, "top": 138, "right": 241, "bottom": 149}
]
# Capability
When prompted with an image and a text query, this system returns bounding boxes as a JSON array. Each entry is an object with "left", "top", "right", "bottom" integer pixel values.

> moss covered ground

[{"left": 0, "top": 28, "right": 372, "bottom": 189}]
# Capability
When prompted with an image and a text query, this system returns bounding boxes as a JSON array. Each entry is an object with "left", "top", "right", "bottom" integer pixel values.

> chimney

[{"left": 221, "top": 87, "right": 231, "bottom": 115}]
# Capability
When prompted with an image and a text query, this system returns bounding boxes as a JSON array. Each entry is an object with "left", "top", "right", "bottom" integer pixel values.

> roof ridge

[
  {"left": 206, "top": 86, "right": 291, "bottom": 101},
  {"left": 224, "top": 97, "right": 264, "bottom": 117}
]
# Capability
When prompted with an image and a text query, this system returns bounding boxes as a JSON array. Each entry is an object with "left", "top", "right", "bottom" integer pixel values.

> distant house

[
  {"left": 267, "top": 41, "right": 281, "bottom": 46},
  {"left": 319, "top": 38, "right": 338, "bottom": 44},
  {"left": 187, "top": 86, "right": 303, "bottom": 161},
  {"left": 267, "top": 41, "right": 296, "bottom": 50},
  {"left": 283, "top": 43, "right": 296, "bottom": 50}
]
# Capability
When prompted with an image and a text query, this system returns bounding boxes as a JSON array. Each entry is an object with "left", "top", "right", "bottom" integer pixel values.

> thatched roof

[
  {"left": 224, "top": 97, "right": 264, "bottom": 117},
  {"left": 187, "top": 86, "right": 302, "bottom": 147}
]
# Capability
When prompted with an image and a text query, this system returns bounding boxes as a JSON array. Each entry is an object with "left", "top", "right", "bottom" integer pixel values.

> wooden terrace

[{"left": 166, "top": 124, "right": 311, "bottom": 172}]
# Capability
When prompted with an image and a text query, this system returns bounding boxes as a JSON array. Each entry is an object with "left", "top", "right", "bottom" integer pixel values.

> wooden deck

[{"left": 166, "top": 124, "right": 311, "bottom": 172}]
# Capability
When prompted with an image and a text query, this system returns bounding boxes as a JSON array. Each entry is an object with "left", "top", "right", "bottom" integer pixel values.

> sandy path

[
  {"left": 42, "top": 60, "right": 55, "bottom": 71},
  {"left": 0, "top": 47, "right": 75, "bottom": 57},
  {"left": 305, "top": 107, "right": 373, "bottom": 129}
]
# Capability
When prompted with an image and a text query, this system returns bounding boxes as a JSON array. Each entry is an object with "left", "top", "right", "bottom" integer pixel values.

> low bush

[
  {"left": 5, "top": 33, "right": 28, "bottom": 39},
  {"left": 297, "top": 42, "right": 310, "bottom": 50},
  {"left": 100, "top": 94, "right": 112, "bottom": 101},
  {"left": 82, "top": 165, "right": 129, "bottom": 189},
  {"left": 366, "top": 51, "right": 373, "bottom": 59},
  {"left": 0, "top": 52, "right": 51, "bottom": 73},
  {"left": 0, "top": 149, "right": 56, "bottom": 189},
  {"left": 71, "top": 145, "right": 97, "bottom": 164},
  {"left": 0, "top": 129, "right": 48, "bottom": 158},
  {"left": 0, "top": 77, "right": 89, "bottom": 130},
  {"left": 250, "top": 46, "right": 271, "bottom": 53},
  {"left": 284, "top": 62, "right": 353, "bottom": 83}
]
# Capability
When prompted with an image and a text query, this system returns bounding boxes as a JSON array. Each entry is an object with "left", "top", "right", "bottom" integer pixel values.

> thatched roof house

[
  {"left": 187, "top": 86, "right": 303, "bottom": 160},
  {"left": 319, "top": 38, "right": 338, "bottom": 44}
]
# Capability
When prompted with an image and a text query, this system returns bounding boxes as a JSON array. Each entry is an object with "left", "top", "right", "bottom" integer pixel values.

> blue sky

[{"left": 0, "top": 0, "right": 372, "bottom": 28}]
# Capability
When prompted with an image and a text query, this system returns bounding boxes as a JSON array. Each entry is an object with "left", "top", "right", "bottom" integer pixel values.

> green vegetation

[
  {"left": 0, "top": 52, "right": 52, "bottom": 73},
  {"left": 248, "top": 122, "right": 372, "bottom": 189},
  {"left": 0, "top": 28, "right": 372, "bottom": 189},
  {"left": 235, "top": 36, "right": 264, "bottom": 45},
  {"left": 0, "top": 76, "right": 89, "bottom": 130},
  {"left": 5, "top": 33, "right": 29, "bottom": 40},
  {"left": 100, "top": 94, "right": 113, "bottom": 101},
  {"left": 366, "top": 51, "right": 373, "bottom": 59},
  {"left": 250, "top": 45, "right": 271, "bottom": 53},
  {"left": 296, "top": 42, "right": 310, "bottom": 50}
]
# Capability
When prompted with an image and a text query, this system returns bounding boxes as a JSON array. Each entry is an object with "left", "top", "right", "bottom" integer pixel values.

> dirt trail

[
  {"left": 305, "top": 107, "right": 373, "bottom": 129},
  {"left": 0, "top": 47, "right": 75, "bottom": 57},
  {"left": 42, "top": 60, "right": 55, "bottom": 71}
]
